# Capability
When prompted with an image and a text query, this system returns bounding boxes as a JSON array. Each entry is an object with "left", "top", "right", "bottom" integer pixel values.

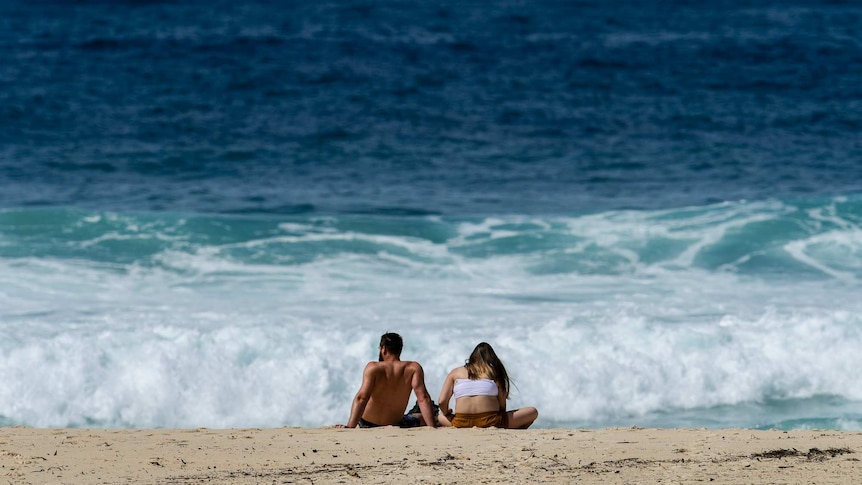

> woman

[{"left": 437, "top": 342, "right": 538, "bottom": 428}]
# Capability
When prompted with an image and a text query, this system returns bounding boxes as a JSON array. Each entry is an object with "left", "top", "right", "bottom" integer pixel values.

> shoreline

[{"left": 2, "top": 426, "right": 861, "bottom": 483}]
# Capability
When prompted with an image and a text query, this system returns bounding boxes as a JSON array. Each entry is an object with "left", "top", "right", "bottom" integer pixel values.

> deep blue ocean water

[{"left": 1, "top": 0, "right": 861, "bottom": 430}]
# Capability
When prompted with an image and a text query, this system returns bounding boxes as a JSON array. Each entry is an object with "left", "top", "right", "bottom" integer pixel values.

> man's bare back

[
  {"left": 343, "top": 333, "right": 437, "bottom": 428},
  {"left": 359, "top": 360, "right": 422, "bottom": 426}
]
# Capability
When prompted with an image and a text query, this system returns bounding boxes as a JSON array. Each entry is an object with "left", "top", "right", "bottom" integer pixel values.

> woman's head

[{"left": 465, "top": 342, "right": 510, "bottom": 395}]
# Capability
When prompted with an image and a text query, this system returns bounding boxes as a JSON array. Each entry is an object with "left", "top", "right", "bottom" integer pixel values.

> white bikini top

[{"left": 453, "top": 378, "right": 498, "bottom": 399}]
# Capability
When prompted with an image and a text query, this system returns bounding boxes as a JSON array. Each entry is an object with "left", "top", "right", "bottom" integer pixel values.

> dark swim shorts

[{"left": 358, "top": 415, "right": 422, "bottom": 428}]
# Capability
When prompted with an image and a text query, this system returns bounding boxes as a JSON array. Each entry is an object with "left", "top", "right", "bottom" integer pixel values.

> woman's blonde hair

[{"left": 465, "top": 342, "right": 510, "bottom": 396}]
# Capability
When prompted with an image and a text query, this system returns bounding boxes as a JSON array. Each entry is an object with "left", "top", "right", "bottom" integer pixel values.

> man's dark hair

[{"left": 379, "top": 332, "right": 403, "bottom": 356}]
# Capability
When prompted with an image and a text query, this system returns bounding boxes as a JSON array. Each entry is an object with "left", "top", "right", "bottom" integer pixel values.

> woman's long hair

[{"left": 464, "top": 342, "right": 510, "bottom": 396}]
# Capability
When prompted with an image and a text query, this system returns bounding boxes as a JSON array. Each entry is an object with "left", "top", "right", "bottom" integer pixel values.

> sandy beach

[{"left": 1, "top": 426, "right": 860, "bottom": 484}]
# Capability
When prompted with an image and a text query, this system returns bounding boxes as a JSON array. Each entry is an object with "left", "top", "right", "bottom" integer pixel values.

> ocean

[{"left": 1, "top": 0, "right": 861, "bottom": 430}]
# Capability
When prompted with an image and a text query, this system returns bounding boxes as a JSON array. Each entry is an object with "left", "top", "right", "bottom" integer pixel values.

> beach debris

[
  {"left": 805, "top": 447, "right": 853, "bottom": 461},
  {"left": 750, "top": 447, "right": 853, "bottom": 461}
]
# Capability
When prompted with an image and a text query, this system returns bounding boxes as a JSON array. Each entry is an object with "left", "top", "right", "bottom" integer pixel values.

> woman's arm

[
  {"left": 437, "top": 370, "right": 454, "bottom": 415},
  {"left": 436, "top": 369, "right": 456, "bottom": 426}
]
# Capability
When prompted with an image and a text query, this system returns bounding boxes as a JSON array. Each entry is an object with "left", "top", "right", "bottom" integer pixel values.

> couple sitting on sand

[{"left": 338, "top": 333, "right": 538, "bottom": 429}]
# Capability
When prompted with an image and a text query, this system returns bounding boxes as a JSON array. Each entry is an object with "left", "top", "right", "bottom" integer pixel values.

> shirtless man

[{"left": 342, "top": 333, "right": 437, "bottom": 428}]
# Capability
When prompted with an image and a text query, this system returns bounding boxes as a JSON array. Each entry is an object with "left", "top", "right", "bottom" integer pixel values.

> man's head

[{"left": 378, "top": 332, "right": 403, "bottom": 360}]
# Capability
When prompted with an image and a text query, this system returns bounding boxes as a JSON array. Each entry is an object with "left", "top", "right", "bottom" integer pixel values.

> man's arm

[
  {"left": 345, "top": 363, "right": 376, "bottom": 428},
  {"left": 410, "top": 363, "right": 437, "bottom": 428}
]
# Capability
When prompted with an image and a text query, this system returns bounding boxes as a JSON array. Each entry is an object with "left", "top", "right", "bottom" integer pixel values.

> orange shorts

[{"left": 451, "top": 411, "right": 508, "bottom": 428}]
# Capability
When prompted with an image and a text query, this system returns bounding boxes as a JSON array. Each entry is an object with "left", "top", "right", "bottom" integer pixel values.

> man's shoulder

[
  {"left": 369, "top": 360, "right": 423, "bottom": 374},
  {"left": 363, "top": 360, "right": 420, "bottom": 369},
  {"left": 363, "top": 361, "right": 385, "bottom": 374}
]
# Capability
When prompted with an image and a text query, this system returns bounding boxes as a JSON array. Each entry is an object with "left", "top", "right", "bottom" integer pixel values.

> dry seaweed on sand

[{"left": 751, "top": 447, "right": 853, "bottom": 461}]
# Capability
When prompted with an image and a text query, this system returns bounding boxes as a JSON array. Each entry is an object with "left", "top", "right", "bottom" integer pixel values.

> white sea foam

[{"left": 2, "top": 202, "right": 862, "bottom": 429}]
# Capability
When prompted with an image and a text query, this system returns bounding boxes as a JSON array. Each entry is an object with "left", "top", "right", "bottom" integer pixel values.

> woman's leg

[{"left": 506, "top": 407, "right": 538, "bottom": 429}]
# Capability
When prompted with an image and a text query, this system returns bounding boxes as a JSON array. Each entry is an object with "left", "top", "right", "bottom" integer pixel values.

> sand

[{"left": 2, "top": 426, "right": 861, "bottom": 484}]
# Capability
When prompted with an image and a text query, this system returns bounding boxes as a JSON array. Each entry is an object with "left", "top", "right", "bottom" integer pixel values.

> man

[{"left": 342, "top": 333, "right": 437, "bottom": 428}]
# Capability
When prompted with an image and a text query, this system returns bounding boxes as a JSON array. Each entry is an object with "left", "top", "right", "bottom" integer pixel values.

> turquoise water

[{"left": 2, "top": 197, "right": 861, "bottom": 429}]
